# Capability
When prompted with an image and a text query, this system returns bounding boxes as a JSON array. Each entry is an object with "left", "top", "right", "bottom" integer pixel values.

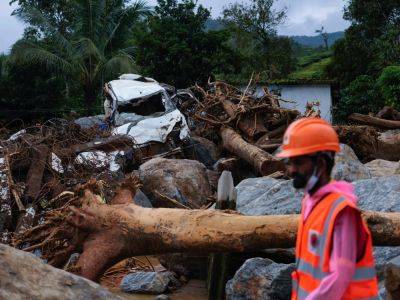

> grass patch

[{"left": 289, "top": 57, "right": 332, "bottom": 80}]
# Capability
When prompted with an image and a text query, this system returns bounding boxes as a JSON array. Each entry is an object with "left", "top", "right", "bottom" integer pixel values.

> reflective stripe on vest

[
  {"left": 292, "top": 278, "right": 309, "bottom": 300},
  {"left": 296, "top": 258, "right": 376, "bottom": 281}
]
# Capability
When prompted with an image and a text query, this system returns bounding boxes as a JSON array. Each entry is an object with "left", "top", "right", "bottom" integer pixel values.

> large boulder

[
  {"left": 139, "top": 158, "right": 213, "bottom": 208},
  {"left": 365, "top": 159, "right": 400, "bottom": 177},
  {"left": 332, "top": 144, "right": 371, "bottom": 182},
  {"left": 236, "top": 175, "right": 400, "bottom": 216},
  {"left": 0, "top": 244, "right": 121, "bottom": 299},
  {"left": 225, "top": 258, "right": 295, "bottom": 300}
]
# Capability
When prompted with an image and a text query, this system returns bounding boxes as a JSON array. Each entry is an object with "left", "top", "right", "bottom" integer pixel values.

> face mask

[
  {"left": 292, "top": 165, "right": 320, "bottom": 192},
  {"left": 305, "top": 165, "right": 319, "bottom": 192}
]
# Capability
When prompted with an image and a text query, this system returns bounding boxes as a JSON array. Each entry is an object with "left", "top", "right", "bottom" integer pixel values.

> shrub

[{"left": 377, "top": 66, "right": 400, "bottom": 109}]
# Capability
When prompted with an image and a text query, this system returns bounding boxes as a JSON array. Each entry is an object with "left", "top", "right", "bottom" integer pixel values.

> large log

[
  {"left": 349, "top": 113, "right": 400, "bottom": 129},
  {"left": 66, "top": 188, "right": 400, "bottom": 281},
  {"left": 335, "top": 125, "right": 400, "bottom": 162},
  {"left": 221, "top": 98, "right": 268, "bottom": 139},
  {"left": 220, "top": 126, "right": 285, "bottom": 176}
]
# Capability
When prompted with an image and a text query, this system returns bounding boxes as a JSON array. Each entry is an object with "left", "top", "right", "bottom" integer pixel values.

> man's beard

[{"left": 292, "top": 172, "right": 309, "bottom": 189}]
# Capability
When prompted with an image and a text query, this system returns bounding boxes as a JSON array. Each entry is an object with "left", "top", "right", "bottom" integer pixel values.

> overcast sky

[{"left": 0, "top": 0, "right": 350, "bottom": 53}]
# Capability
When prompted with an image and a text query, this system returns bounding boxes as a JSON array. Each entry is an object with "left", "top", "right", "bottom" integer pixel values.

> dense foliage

[
  {"left": 222, "top": 0, "right": 297, "bottom": 81},
  {"left": 133, "top": 0, "right": 241, "bottom": 87},
  {"left": 327, "top": 0, "right": 400, "bottom": 121},
  {"left": 377, "top": 66, "right": 400, "bottom": 109}
]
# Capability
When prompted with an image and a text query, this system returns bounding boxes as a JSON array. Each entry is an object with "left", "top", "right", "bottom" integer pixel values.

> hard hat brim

[{"left": 275, "top": 143, "right": 340, "bottom": 158}]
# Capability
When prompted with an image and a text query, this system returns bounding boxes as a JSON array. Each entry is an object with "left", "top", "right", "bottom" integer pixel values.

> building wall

[{"left": 257, "top": 84, "right": 333, "bottom": 123}]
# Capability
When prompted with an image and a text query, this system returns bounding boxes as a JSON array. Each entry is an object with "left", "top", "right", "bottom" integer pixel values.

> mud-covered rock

[
  {"left": 120, "top": 271, "right": 178, "bottom": 294},
  {"left": 225, "top": 258, "right": 294, "bottom": 300},
  {"left": 139, "top": 158, "right": 212, "bottom": 208},
  {"left": 133, "top": 189, "right": 153, "bottom": 208},
  {"left": 365, "top": 159, "right": 400, "bottom": 177},
  {"left": 0, "top": 244, "right": 121, "bottom": 299},
  {"left": 332, "top": 144, "right": 371, "bottom": 182},
  {"left": 191, "top": 136, "right": 220, "bottom": 162},
  {"left": 384, "top": 255, "right": 400, "bottom": 300},
  {"left": 375, "top": 247, "right": 400, "bottom": 280}
]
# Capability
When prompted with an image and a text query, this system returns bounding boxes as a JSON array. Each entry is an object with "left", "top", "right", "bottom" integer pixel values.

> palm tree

[{"left": 10, "top": 0, "right": 150, "bottom": 110}]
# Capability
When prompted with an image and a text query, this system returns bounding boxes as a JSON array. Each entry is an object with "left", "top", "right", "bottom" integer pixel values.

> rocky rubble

[
  {"left": 225, "top": 258, "right": 295, "bottom": 300},
  {"left": 0, "top": 244, "right": 121, "bottom": 299},
  {"left": 120, "top": 271, "right": 180, "bottom": 294}
]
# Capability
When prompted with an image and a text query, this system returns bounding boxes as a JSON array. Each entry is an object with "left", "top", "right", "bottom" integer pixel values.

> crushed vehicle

[{"left": 103, "top": 74, "right": 213, "bottom": 167}]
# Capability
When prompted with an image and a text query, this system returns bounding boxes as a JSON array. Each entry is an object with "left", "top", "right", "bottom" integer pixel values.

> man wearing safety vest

[{"left": 276, "top": 118, "right": 378, "bottom": 300}]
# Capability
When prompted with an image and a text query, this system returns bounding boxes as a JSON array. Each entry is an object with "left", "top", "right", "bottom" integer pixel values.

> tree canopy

[{"left": 133, "top": 0, "right": 241, "bottom": 87}]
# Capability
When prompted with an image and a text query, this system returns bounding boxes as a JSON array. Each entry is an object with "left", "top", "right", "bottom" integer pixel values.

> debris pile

[{"left": 2, "top": 74, "right": 400, "bottom": 298}]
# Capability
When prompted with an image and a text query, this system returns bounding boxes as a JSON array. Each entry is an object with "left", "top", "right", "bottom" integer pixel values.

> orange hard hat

[{"left": 276, "top": 118, "right": 340, "bottom": 158}]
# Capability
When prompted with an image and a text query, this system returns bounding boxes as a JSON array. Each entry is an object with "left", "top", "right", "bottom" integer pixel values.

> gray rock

[
  {"left": 0, "top": 244, "right": 121, "bottom": 299},
  {"left": 120, "top": 271, "right": 177, "bottom": 294},
  {"left": 355, "top": 175, "right": 400, "bottom": 212},
  {"left": 236, "top": 175, "right": 400, "bottom": 216},
  {"left": 236, "top": 177, "right": 302, "bottom": 216},
  {"left": 133, "top": 189, "right": 153, "bottom": 208},
  {"left": 226, "top": 258, "right": 295, "bottom": 300},
  {"left": 191, "top": 136, "right": 221, "bottom": 162},
  {"left": 332, "top": 144, "right": 371, "bottom": 182},
  {"left": 375, "top": 247, "right": 400, "bottom": 281},
  {"left": 74, "top": 115, "right": 105, "bottom": 129},
  {"left": 155, "top": 295, "right": 170, "bottom": 300},
  {"left": 365, "top": 159, "right": 400, "bottom": 177},
  {"left": 139, "top": 158, "right": 212, "bottom": 208}
]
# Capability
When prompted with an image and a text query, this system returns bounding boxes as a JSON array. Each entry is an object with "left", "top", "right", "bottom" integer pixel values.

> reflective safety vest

[{"left": 291, "top": 192, "right": 378, "bottom": 300}]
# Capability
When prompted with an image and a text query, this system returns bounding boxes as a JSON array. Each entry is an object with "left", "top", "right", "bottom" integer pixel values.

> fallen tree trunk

[
  {"left": 335, "top": 125, "right": 400, "bottom": 162},
  {"left": 220, "top": 126, "right": 285, "bottom": 176},
  {"left": 221, "top": 98, "right": 267, "bottom": 139},
  {"left": 66, "top": 187, "right": 400, "bottom": 281},
  {"left": 349, "top": 113, "right": 400, "bottom": 129}
]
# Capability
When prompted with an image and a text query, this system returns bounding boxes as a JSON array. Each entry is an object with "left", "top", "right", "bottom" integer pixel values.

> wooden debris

[
  {"left": 349, "top": 113, "right": 400, "bottom": 129},
  {"left": 25, "top": 144, "right": 49, "bottom": 201},
  {"left": 220, "top": 126, "right": 285, "bottom": 176}
]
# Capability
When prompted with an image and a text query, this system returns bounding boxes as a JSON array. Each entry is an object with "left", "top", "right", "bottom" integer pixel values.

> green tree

[
  {"left": 327, "top": 0, "right": 400, "bottom": 85},
  {"left": 222, "top": 0, "right": 296, "bottom": 79},
  {"left": 134, "top": 0, "right": 241, "bottom": 87},
  {"left": 9, "top": 0, "right": 149, "bottom": 109},
  {"left": 334, "top": 75, "right": 383, "bottom": 123},
  {"left": 377, "top": 66, "right": 400, "bottom": 109}
]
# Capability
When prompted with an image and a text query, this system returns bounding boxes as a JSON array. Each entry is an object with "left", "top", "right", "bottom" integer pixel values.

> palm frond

[
  {"left": 10, "top": 40, "right": 76, "bottom": 77},
  {"left": 97, "top": 52, "right": 137, "bottom": 81},
  {"left": 100, "top": 0, "right": 152, "bottom": 52},
  {"left": 73, "top": 38, "right": 104, "bottom": 61},
  {"left": 16, "top": 6, "right": 74, "bottom": 58},
  {"left": 75, "top": 0, "right": 107, "bottom": 44}
]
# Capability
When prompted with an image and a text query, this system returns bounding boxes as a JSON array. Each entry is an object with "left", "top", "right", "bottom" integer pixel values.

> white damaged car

[{"left": 104, "top": 74, "right": 190, "bottom": 147}]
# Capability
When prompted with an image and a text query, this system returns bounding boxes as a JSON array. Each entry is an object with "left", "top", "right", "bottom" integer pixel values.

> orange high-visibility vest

[{"left": 291, "top": 192, "right": 378, "bottom": 300}]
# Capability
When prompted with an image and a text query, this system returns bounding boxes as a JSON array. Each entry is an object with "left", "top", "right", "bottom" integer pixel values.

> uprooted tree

[{"left": 13, "top": 178, "right": 400, "bottom": 281}]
